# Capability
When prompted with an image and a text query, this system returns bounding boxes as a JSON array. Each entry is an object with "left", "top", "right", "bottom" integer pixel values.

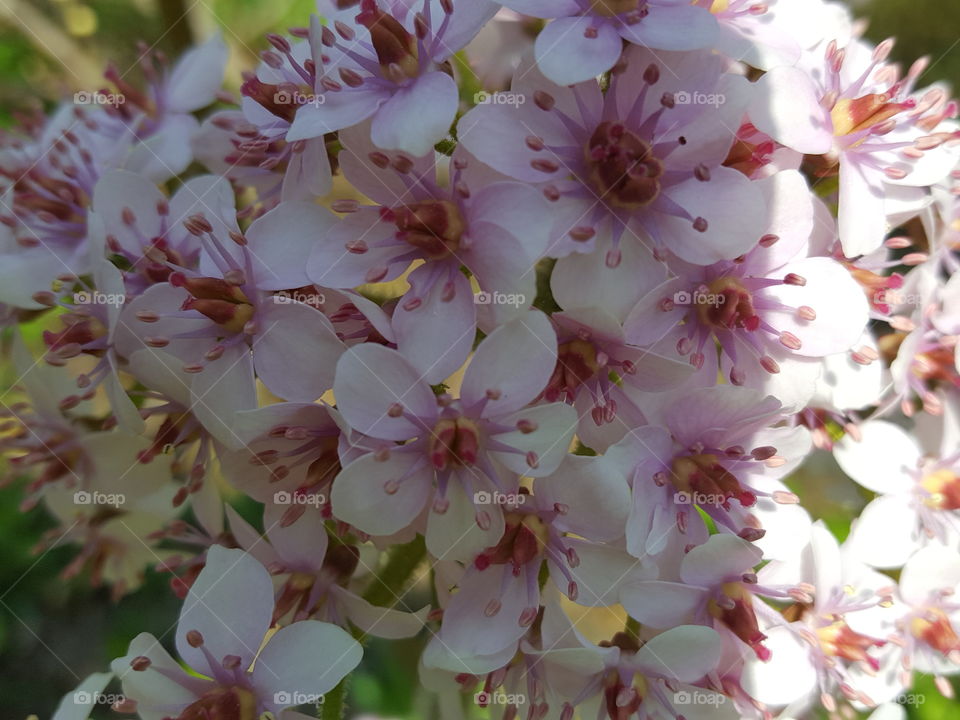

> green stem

[
  {"left": 361, "top": 534, "right": 427, "bottom": 609},
  {"left": 321, "top": 675, "right": 348, "bottom": 720}
]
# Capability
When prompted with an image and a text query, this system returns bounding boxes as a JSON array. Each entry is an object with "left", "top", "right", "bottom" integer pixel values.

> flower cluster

[{"left": 3, "top": 1, "right": 958, "bottom": 719}]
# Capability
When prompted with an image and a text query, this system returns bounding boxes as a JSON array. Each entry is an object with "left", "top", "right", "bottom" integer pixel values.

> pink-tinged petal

[
  {"left": 281, "top": 137, "right": 333, "bottom": 201},
  {"left": 339, "top": 120, "right": 437, "bottom": 206},
  {"left": 463, "top": 221, "right": 537, "bottom": 325},
  {"left": 439, "top": 564, "right": 531, "bottom": 656},
  {"left": 307, "top": 208, "right": 401, "bottom": 289},
  {"left": 554, "top": 242, "right": 667, "bottom": 322},
  {"left": 53, "top": 672, "right": 114, "bottom": 720},
  {"left": 617, "top": 5, "right": 718, "bottom": 51},
  {"left": 619, "top": 581, "right": 706, "bottom": 628},
  {"left": 622, "top": 277, "right": 688, "bottom": 346},
  {"left": 838, "top": 158, "right": 887, "bottom": 257},
  {"left": 741, "top": 170, "right": 814, "bottom": 272},
  {"left": 112, "top": 633, "right": 208, "bottom": 719},
  {"left": 713, "top": 15, "right": 800, "bottom": 71},
  {"left": 741, "top": 625, "right": 817, "bottom": 705},
  {"left": 426, "top": 476, "right": 504, "bottom": 564},
  {"left": 287, "top": 87, "right": 388, "bottom": 141},
  {"left": 190, "top": 343, "right": 257, "bottom": 450},
  {"left": 833, "top": 420, "right": 920, "bottom": 493},
  {"left": 548, "top": 539, "right": 654, "bottom": 607},
  {"left": 168, "top": 174, "right": 239, "bottom": 244},
  {"left": 432, "top": 0, "right": 501, "bottom": 60},
  {"left": 491, "top": 402, "right": 577, "bottom": 477},
  {"left": 468, "top": 182, "right": 551, "bottom": 258},
  {"left": 225, "top": 505, "right": 281, "bottom": 570},
  {"left": 124, "top": 114, "right": 199, "bottom": 182},
  {"left": 126, "top": 349, "right": 191, "bottom": 407},
  {"left": 660, "top": 168, "right": 767, "bottom": 265},
  {"left": 114, "top": 283, "right": 208, "bottom": 361},
  {"left": 534, "top": 17, "right": 622, "bottom": 86},
  {"left": 371, "top": 73, "right": 459, "bottom": 156},
  {"left": 176, "top": 546, "right": 274, "bottom": 674},
  {"left": 457, "top": 104, "right": 566, "bottom": 183},
  {"left": 394, "top": 267, "right": 475, "bottom": 384},
  {"left": 0, "top": 249, "right": 69, "bottom": 309},
  {"left": 462, "top": 311, "right": 557, "bottom": 415},
  {"left": 252, "top": 621, "right": 362, "bottom": 711},
  {"left": 632, "top": 625, "right": 722, "bottom": 682},
  {"left": 846, "top": 496, "right": 920, "bottom": 569},
  {"left": 246, "top": 202, "right": 338, "bottom": 290},
  {"left": 680, "top": 534, "right": 763, "bottom": 586},
  {"left": 253, "top": 301, "right": 345, "bottom": 402},
  {"left": 751, "top": 498, "right": 812, "bottom": 562},
  {"left": 340, "top": 589, "right": 429, "bottom": 639},
  {"left": 421, "top": 634, "right": 518, "bottom": 675},
  {"left": 264, "top": 504, "right": 329, "bottom": 571},
  {"left": 762, "top": 257, "right": 868, "bottom": 356},
  {"left": 664, "top": 386, "right": 780, "bottom": 449},
  {"left": 535, "top": 455, "right": 629, "bottom": 541},
  {"left": 900, "top": 546, "right": 960, "bottom": 606},
  {"left": 92, "top": 170, "right": 164, "bottom": 253},
  {"left": 167, "top": 34, "right": 228, "bottom": 112},
  {"left": 330, "top": 452, "right": 432, "bottom": 535},
  {"left": 497, "top": 0, "right": 578, "bottom": 18},
  {"left": 333, "top": 344, "right": 437, "bottom": 440},
  {"left": 748, "top": 66, "right": 833, "bottom": 154}
]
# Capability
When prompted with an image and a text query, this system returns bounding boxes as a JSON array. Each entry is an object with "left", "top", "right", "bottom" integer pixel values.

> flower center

[
  {"left": 816, "top": 620, "right": 884, "bottom": 670},
  {"left": 920, "top": 468, "right": 960, "bottom": 510},
  {"left": 695, "top": 278, "right": 761, "bottom": 331},
  {"left": 475, "top": 512, "right": 548, "bottom": 573},
  {"left": 670, "top": 453, "right": 757, "bottom": 507},
  {"left": 830, "top": 94, "right": 910, "bottom": 140},
  {"left": 175, "top": 686, "right": 257, "bottom": 720},
  {"left": 357, "top": 0, "right": 420, "bottom": 81},
  {"left": 708, "top": 581, "right": 769, "bottom": 659},
  {"left": 544, "top": 338, "right": 601, "bottom": 402},
  {"left": 591, "top": 0, "right": 642, "bottom": 17},
  {"left": 428, "top": 417, "right": 480, "bottom": 470},
  {"left": 392, "top": 200, "right": 465, "bottom": 260},
  {"left": 909, "top": 608, "right": 960, "bottom": 656},
  {"left": 171, "top": 272, "right": 255, "bottom": 335},
  {"left": 585, "top": 122, "right": 663, "bottom": 209}
]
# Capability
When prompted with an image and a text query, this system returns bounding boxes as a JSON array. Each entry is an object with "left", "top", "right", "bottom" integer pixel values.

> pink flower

[
  {"left": 330, "top": 312, "right": 577, "bottom": 560},
  {"left": 459, "top": 46, "right": 766, "bottom": 267},
  {"left": 117, "top": 201, "right": 346, "bottom": 411},
  {"left": 111, "top": 545, "right": 362, "bottom": 718},
  {"left": 498, "top": 0, "right": 717, "bottom": 85},
  {"left": 308, "top": 127, "right": 550, "bottom": 382},
  {"left": 748, "top": 38, "right": 959, "bottom": 257},
  {"left": 287, "top": 0, "right": 499, "bottom": 156}
]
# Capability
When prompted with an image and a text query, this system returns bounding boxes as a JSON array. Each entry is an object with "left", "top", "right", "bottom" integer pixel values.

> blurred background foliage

[{"left": 0, "top": 1, "right": 957, "bottom": 718}]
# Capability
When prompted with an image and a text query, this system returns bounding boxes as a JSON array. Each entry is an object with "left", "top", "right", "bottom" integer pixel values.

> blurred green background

[{"left": 0, "top": 1, "right": 958, "bottom": 718}]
